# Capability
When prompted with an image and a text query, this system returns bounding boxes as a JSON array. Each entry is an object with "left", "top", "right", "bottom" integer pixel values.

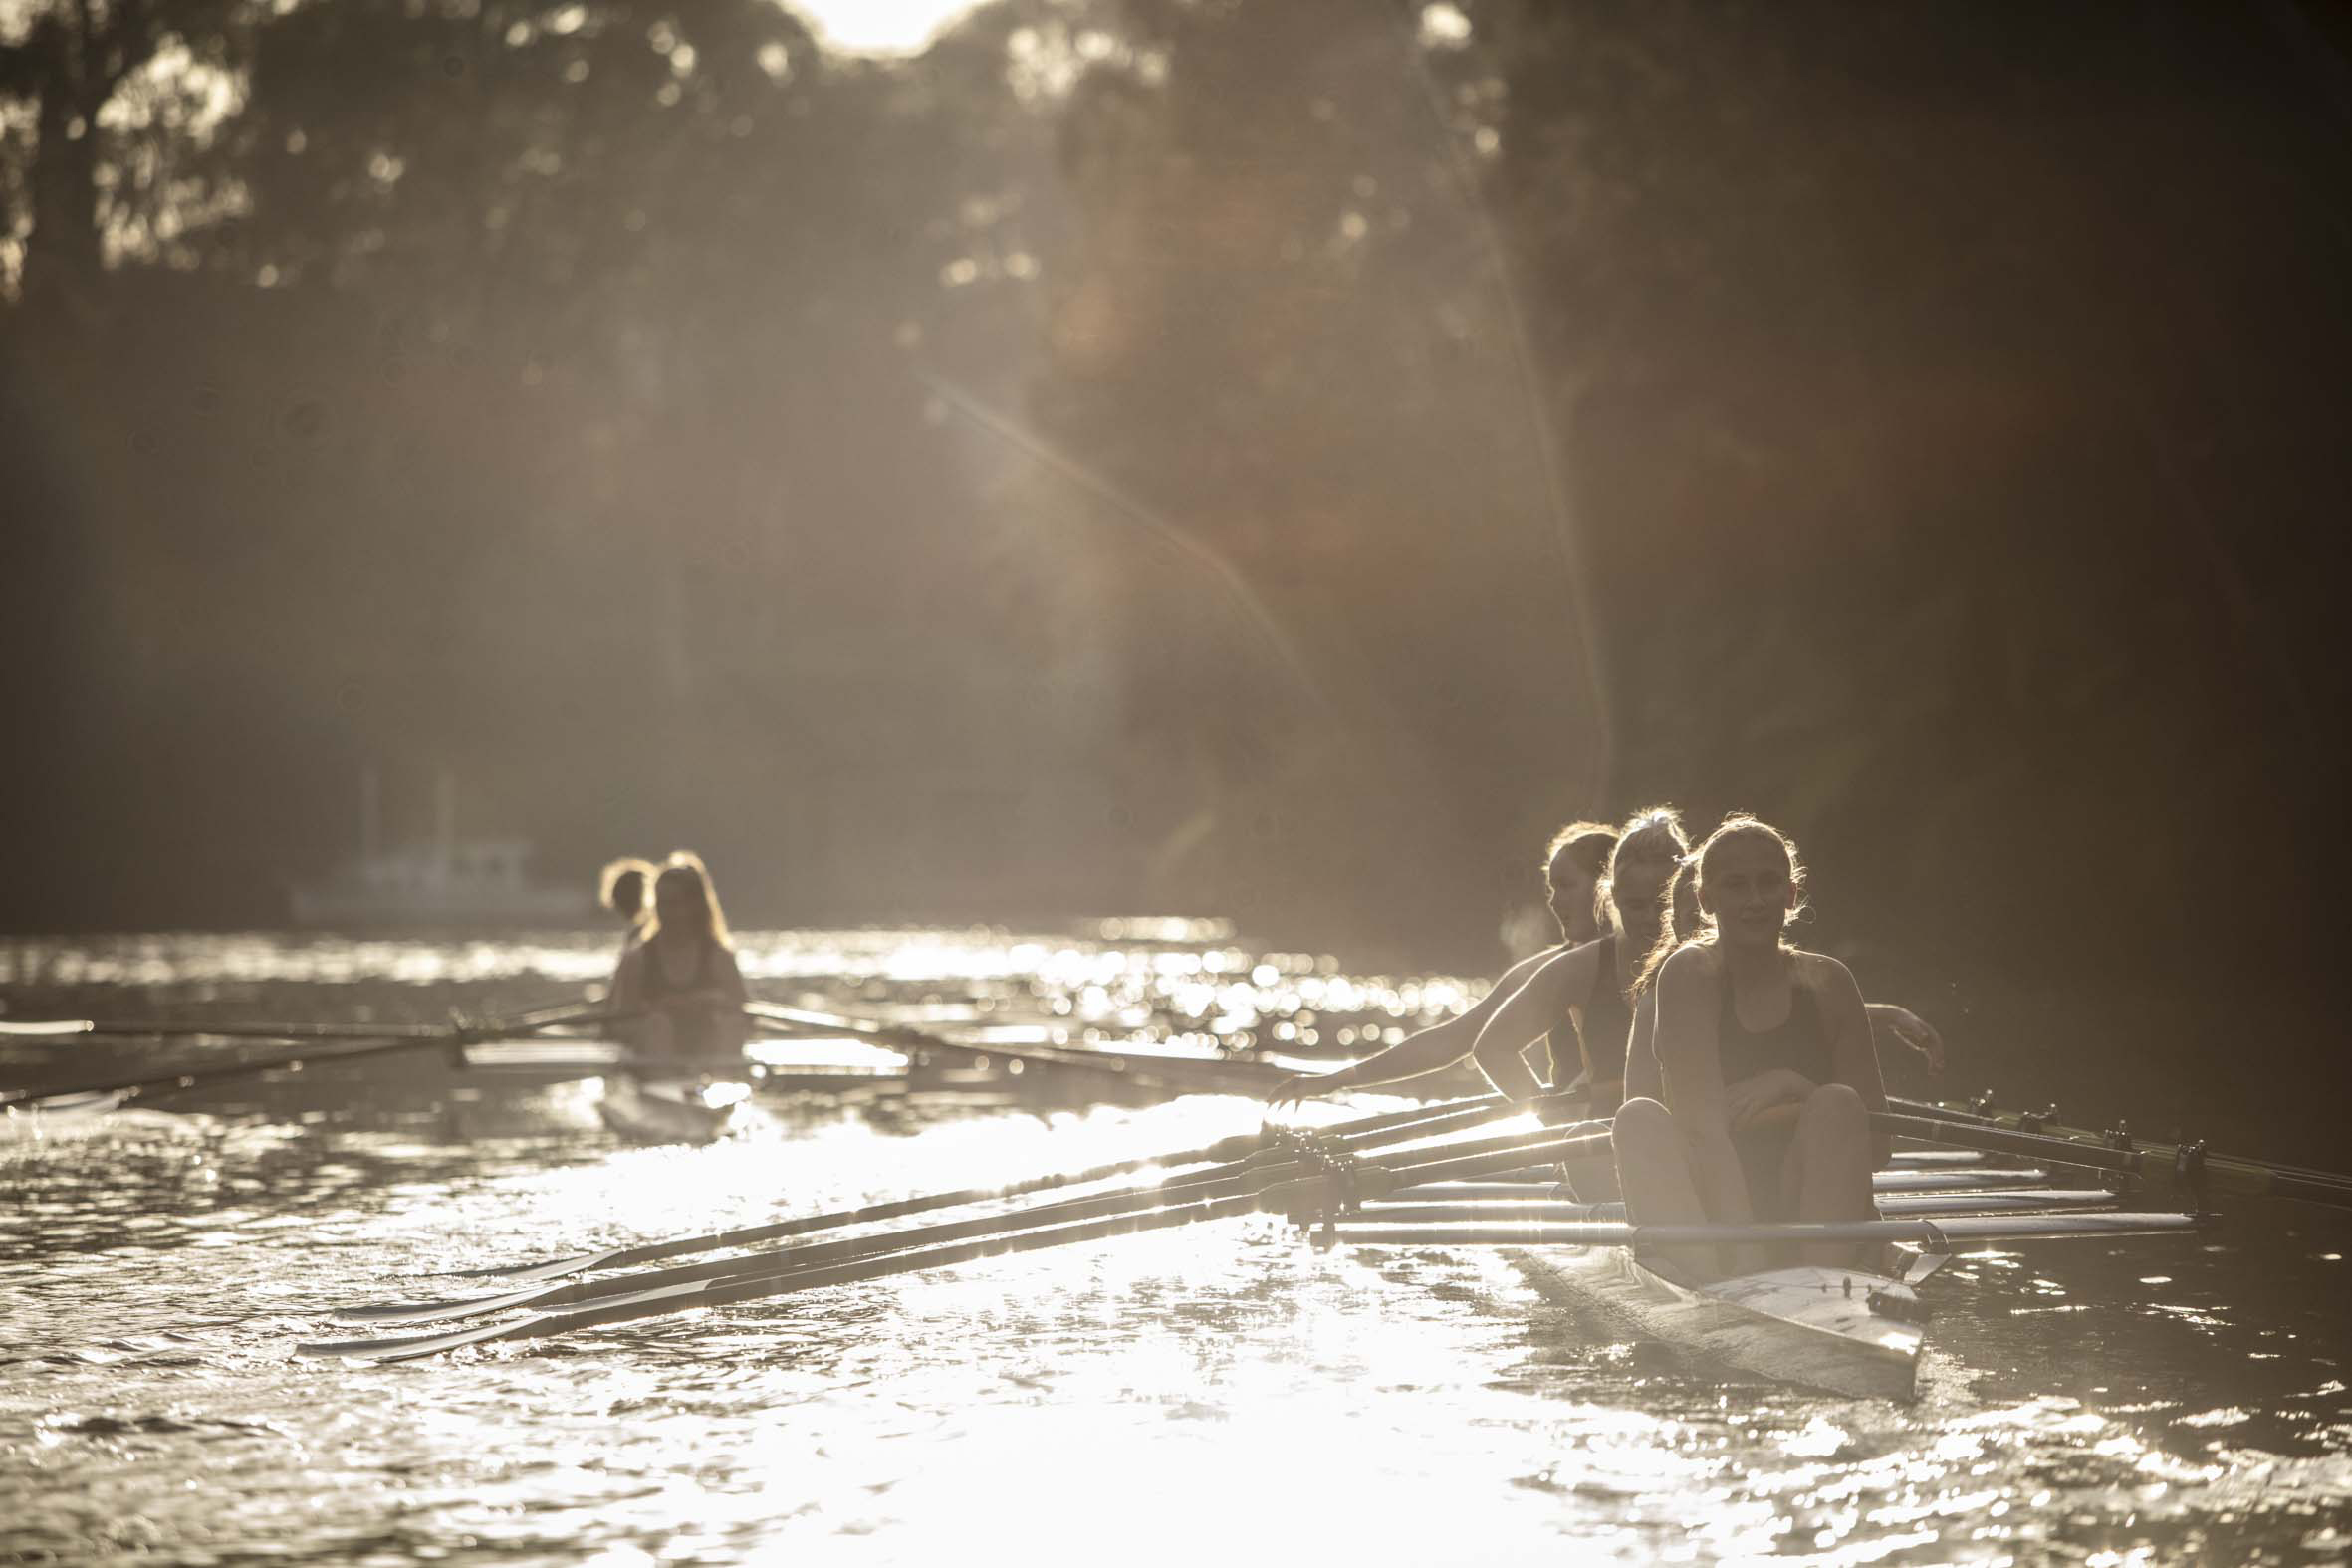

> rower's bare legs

[
  {"left": 1612, "top": 1096, "right": 1717, "bottom": 1280},
  {"left": 1557, "top": 1149, "right": 1621, "bottom": 1203},
  {"left": 1781, "top": 1083, "right": 1877, "bottom": 1268}
]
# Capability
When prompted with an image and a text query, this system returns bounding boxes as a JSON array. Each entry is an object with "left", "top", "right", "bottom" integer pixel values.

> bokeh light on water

[{"left": 3, "top": 930, "right": 2349, "bottom": 1565}]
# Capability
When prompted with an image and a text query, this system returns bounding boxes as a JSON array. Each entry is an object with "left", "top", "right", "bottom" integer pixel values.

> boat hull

[
  {"left": 1514, "top": 1246, "right": 1924, "bottom": 1401},
  {"left": 596, "top": 1075, "right": 740, "bottom": 1145}
]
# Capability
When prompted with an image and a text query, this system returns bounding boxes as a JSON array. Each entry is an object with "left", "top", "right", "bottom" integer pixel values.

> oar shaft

[
  {"left": 484, "top": 1142, "right": 1261, "bottom": 1286},
  {"left": 0, "top": 1008, "right": 627, "bottom": 1108},
  {"left": 1322, "top": 1213, "right": 2202, "bottom": 1246},
  {"left": 358, "top": 1113, "right": 1572, "bottom": 1324},
  {"left": 750, "top": 1003, "right": 1289, "bottom": 1089},
  {"left": 312, "top": 1192, "right": 1268, "bottom": 1359},
  {"left": 1873, "top": 1112, "right": 2352, "bottom": 1209},
  {"left": 447, "top": 1091, "right": 1517, "bottom": 1284},
  {"left": 381, "top": 1143, "right": 1371, "bottom": 1322}
]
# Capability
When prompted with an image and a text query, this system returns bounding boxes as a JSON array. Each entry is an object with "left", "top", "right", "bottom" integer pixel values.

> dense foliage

[{"left": 4, "top": 2, "right": 2346, "bottom": 1127}]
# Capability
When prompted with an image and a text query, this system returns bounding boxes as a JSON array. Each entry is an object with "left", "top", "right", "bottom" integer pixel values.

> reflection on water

[{"left": 3, "top": 930, "right": 2348, "bottom": 1565}]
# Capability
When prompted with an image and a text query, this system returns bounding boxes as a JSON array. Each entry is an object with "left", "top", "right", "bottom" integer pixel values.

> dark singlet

[
  {"left": 1545, "top": 933, "right": 1636, "bottom": 1106},
  {"left": 639, "top": 938, "right": 726, "bottom": 1060},
  {"left": 1718, "top": 958, "right": 1832, "bottom": 1220}
]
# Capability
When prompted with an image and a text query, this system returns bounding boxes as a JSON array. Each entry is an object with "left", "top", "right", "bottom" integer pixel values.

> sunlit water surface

[{"left": 3, "top": 932, "right": 2347, "bottom": 1565}]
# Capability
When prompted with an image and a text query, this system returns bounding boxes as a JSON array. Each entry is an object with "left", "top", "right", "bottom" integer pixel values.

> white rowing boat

[
  {"left": 1346, "top": 1170, "right": 2196, "bottom": 1401},
  {"left": 1519, "top": 1245, "right": 1930, "bottom": 1401}
]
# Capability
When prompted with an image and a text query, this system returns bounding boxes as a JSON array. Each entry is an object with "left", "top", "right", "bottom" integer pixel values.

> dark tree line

[{"left": 5, "top": 1, "right": 2348, "bottom": 1142}]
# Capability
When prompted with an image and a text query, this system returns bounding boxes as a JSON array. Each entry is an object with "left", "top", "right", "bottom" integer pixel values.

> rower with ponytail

[{"left": 1612, "top": 815, "right": 1891, "bottom": 1281}]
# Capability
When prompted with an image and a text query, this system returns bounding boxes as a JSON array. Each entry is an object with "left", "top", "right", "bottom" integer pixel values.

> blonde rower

[
  {"left": 1613, "top": 817, "right": 1888, "bottom": 1279},
  {"left": 608, "top": 852, "right": 750, "bottom": 1069}
]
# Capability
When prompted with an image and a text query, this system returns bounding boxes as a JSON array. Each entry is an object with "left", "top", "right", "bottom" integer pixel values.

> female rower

[
  {"left": 1622, "top": 863, "right": 1944, "bottom": 1105},
  {"left": 1613, "top": 816, "right": 1889, "bottom": 1279},
  {"left": 1265, "top": 819, "right": 1617, "bottom": 1107},
  {"left": 1541, "top": 819, "right": 1618, "bottom": 949},
  {"left": 608, "top": 853, "right": 750, "bottom": 1069},
  {"left": 1452, "top": 807, "right": 1689, "bottom": 1198},
  {"left": 1466, "top": 807, "right": 1688, "bottom": 1114}
]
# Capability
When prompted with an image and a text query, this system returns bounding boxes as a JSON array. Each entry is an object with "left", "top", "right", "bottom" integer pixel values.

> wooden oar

[
  {"left": 1874, "top": 1111, "right": 2352, "bottom": 1211},
  {"left": 307, "top": 1124, "right": 1614, "bottom": 1357},
  {"left": 0, "top": 1006, "right": 629, "bottom": 1111}
]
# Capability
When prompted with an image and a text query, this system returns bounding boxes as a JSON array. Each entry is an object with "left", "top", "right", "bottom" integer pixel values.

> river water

[{"left": 3, "top": 931, "right": 2347, "bottom": 1566}]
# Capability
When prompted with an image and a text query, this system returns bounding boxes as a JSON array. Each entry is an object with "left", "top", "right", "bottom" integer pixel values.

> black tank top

[
  {"left": 1545, "top": 933, "right": 1635, "bottom": 1100},
  {"left": 640, "top": 939, "right": 727, "bottom": 1058},
  {"left": 1715, "top": 959, "right": 1830, "bottom": 1086}
]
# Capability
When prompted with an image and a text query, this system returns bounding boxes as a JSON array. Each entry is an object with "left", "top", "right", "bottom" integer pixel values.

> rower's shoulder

[
  {"left": 1790, "top": 949, "right": 1863, "bottom": 999},
  {"left": 1656, "top": 940, "right": 1725, "bottom": 990}
]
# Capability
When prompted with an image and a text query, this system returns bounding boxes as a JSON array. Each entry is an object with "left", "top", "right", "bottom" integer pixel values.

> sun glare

[{"left": 786, "top": 0, "right": 978, "bottom": 57}]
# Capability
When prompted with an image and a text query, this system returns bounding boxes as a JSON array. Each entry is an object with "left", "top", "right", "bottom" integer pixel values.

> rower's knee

[
  {"left": 1797, "top": 1081, "right": 1866, "bottom": 1141},
  {"left": 1611, "top": 1095, "right": 1672, "bottom": 1159}
]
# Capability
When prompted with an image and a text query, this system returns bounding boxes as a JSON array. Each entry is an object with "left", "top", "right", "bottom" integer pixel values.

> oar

[
  {"left": 307, "top": 1124, "right": 1614, "bottom": 1358},
  {"left": 1874, "top": 1111, "right": 2352, "bottom": 1211},
  {"left": 305, "top": 1189, "right": 1272, "bottom": 1362},
  {"left": 746, "top": 1003, "right": 1294, "bottom": 1091},
  {"left": 0, "top": 1000, "right": 615, "bottom": 1044},
  {"left": 1355, "top": 1190, "right": 2121, "bottom": 1225},
  {"left": 1318, "top": 1211, "right": 2202, "bottom": 1247},
  {"left": 368, "top": 1100, "right": 1551, "bottom": 1324},
  {"left": 0, "top": 1006, "right": 630, "bottom": 1111},
  {"left": 1390, "top": 1167, "right": 2054, "bottom": 1200}
]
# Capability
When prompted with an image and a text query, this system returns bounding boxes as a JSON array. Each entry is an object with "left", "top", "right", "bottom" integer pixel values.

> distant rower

[{"left": 608, "top": 853, "right": 750, "bottom": 1069}]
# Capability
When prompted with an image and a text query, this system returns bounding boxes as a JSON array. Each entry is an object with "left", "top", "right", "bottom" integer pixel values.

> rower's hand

[
  {"left": 1530, "top": 1092, "right": 1586, "bottom": 1128},
  {"left": 1266, "top": 1073, "right": 1338, "bottom": 1112},
  {"left": 1868, "top": 1004, "right": 1944, "bottom": 1075},
  {"left": 1725, "top": 1068, "right": 1814, "bottom": 1131}
]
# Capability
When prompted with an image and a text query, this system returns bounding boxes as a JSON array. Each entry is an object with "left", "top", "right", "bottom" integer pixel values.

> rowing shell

[
  {"left": 1337, "top": 1194, "right": 2197, "bottom": 1402},
  {"left": 1517, "top": 1247, "right": 1928, "bottom": 1401},
  {"left": 596, "top": 1075, "right": 749, "bottom": 1145}
]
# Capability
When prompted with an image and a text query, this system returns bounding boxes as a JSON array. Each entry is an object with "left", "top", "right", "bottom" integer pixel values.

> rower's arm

[
  {"left": 708, "top": 948, "right": 751, "bottom": 1057},
  {"left": 1623, "top": 989, "right": 1661, "bottom": 1104},
  {"left": 1468, "top": 940, "right": 1599, "bottom": 1109},
  {"left": 1824, "top": 960, "right": 1892, "bottom": 1168},
  {"left": 1866, "top": 1002, "right": 1943, "bottom": 1075},
  {"left": 607, "top": 948, "right": 652, "bottom": 1051},
  {"left": 1273, "top": 943, "right": 1562, "bottom": 1100},
  {"left": 1653, "top": 948, "right": 1754, "bottom": 1232}
]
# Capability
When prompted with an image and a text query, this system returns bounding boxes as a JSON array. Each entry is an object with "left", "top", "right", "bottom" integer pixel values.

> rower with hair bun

[
  {"left": 1468, "top": 805, "right": 1689, "bottom": 1118},
  {"left": 607, "top": 852, "right": 750, "bottom": 1069},
  {"left": 1613, "top": 816, "right": 1890, "bottom": 1280}
]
